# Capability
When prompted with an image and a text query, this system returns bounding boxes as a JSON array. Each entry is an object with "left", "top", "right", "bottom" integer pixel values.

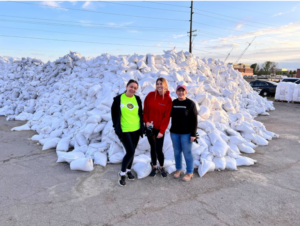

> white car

[{"left": 281, "top": 78, "right": 300, "bottom": 83}]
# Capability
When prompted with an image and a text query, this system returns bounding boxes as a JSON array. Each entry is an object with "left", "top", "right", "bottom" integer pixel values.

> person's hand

[
  {"left": 157, "top": 133, "right": 163, "bottom": 139},
  {"left": 190, "top": 136, "right": 196, "bottom": 142},
  {"left": 146, "top": 122, "right": 151, "bottom": 128}
]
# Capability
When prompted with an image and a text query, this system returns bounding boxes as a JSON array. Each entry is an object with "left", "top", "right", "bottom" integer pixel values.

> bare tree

[{"left": 261, "top": 61, "right": 278, "bottom": 75}]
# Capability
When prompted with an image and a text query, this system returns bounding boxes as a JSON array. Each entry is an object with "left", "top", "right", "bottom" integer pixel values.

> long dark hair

[{"left": 125, "top": 79, "right": 139, "bottom": 93}]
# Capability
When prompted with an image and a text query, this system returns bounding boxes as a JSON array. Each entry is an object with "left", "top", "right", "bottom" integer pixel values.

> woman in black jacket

[{"left": 111, "top": 79, "right": 145, "bottom": 187}]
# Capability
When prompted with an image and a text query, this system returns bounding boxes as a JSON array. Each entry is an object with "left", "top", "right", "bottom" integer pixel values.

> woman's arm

[
  {"left": 111, "top": 98, "right": 117, "bottom": 128},
  {"left": 159, "top": 97, "right": 173, "bottom": 135},
  {"left": 190, "top": 101, "right": 198, "bottom": 138},
  {"left": 143, "top": 94, "right": 149, "bottom": 124}
]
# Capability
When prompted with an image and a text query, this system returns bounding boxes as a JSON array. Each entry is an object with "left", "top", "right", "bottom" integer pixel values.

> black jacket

[{"left": 111, "top": 94, "right": 145, "bottom": 142}]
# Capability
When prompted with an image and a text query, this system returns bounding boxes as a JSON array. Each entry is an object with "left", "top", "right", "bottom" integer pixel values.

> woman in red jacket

[{"left": 143, "top": 78, "right": 173, "bottom": 178}]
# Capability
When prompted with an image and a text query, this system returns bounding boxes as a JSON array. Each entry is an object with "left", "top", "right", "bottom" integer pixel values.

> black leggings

[
  {"left": 147, "top": 128, "right": 165, "bottom": 167},
  {"left": 121, "top": 130, "right": 140, "bottom": 172}
]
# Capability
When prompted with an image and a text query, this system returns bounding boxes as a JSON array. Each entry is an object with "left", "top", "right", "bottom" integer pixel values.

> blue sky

[{"left": 0, "top": 1, "right": 299, "bottom": 70}]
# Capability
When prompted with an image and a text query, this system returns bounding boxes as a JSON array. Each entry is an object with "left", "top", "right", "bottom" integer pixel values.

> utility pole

[{"left": 188, "top": 1, "right": 197, "bottom": 53}]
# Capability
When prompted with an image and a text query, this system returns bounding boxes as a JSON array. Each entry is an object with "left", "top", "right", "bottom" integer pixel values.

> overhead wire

[
  {"left": 10, "top": 1, "right": 188, "bottom": 22},
  {"left": 0, "top": 26, "right": 192, "bottom": 44},
  {"left": 1, "top": 34, "right": 227, "bottom": 55},
  {"left": 99, "top": 1, "right": 190, "bottom": 13},
  {"left": 0, "top": 15, "right": 187, "bottom": 31}
]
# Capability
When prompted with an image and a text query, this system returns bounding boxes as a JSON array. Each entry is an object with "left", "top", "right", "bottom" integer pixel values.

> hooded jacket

[
  {"left": 111, "top": 94, "right": 145, "bottom": 142},
  {"left": 143, "top": 90, "right": 173, "bottom": 134}
]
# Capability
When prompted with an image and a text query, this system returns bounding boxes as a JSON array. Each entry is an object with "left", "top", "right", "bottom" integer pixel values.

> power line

[
  {"left": 193, "top": 7, "right": 274, "bottom": 27},
  {"left": 193, "top": 21, "right": 245, "bottom": 33},
  {"left": 143, "top": 1, "right": 190, "bottom": 9},
  {"left": 194, "top": 12, "right": 265, "bottom": 29},
  {"left": 99, "top": 1, "right": 190, "bottom": 13},
  {"left": 0, "top": 26, "right": 190, "bottom": 44},
  {"left": 10, "top": 1, "right": 188, "bottom": 22},
  {"left": 213, "top": 2, "right": 273, "bottom": 15},
  {"left": 0, "top": 34, "right": 191, "bottom": 49},
  {"left": 0, "top": 19, "right": 187, "bottom": 33},
  {"left": 0, "top": 15, "right": 186, "bottom": 31}
]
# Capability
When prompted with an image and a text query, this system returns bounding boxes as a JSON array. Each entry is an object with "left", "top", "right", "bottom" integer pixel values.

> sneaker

[
  {"left": 118, "top": 172, "right": 126, "bottom": 187},
  {"left": 160, "top": 167, "right": 167, "bottom": 178},
  {"left": 149, "top": 167, "right": 157, "bottom": 177},
  {"left": 126, "top": 171, "right": 135, "bottom": 180}
]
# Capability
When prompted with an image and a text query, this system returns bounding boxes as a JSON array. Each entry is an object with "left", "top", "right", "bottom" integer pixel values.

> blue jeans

[{"left": 170, "top": 133, "right": 194, "bottom": 174}]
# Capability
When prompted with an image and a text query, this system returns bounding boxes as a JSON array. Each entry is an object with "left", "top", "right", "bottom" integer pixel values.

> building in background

[
  {"left": 230, "top": 63, "right": 253, "bottom": 76},
  {"left": 297, "top": 69, "right": 300, "bottom": 78}
]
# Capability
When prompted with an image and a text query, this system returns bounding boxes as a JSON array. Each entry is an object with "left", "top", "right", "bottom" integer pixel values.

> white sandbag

[
  {"left": 42, "top": 137, "right": 60, "bottom": 150},
  {"left": 198, "top": 159, "right": 215, "bottom": 177},
  {"left": 81, "top": 123, "right": 98, "bottom": 139},
  {"left": 212, "top": 157, "right": 226, "bottom": 171},
  {"left": 56, "top": 137, "right": 70, "bottom": 152},
  {"left": 101, "top": 113, "right": 112, "bottom": 121},
  {"left": 94, "top": 122, "right": 106, "bottom": 133},
  {"left": 133, "top": 154, "right": 151, "bottom": 164},
  {"left": 235, "top": 156, "right": 256, "bottom": 166},
  {"left": 11, "top": 124, "right": 31, "bottom": 131},
  {"left": 166, "top": 164, "right": 177, "bottom": 174},
  {"left": 70, "top": 158, "right": 94, "bottom": 171},
  {"left": 86, "top": 115, "right": 102, "bottom": 123},
  {"left": 75, "top": 133, "right": 88, "bottom": 146},
  {"left": 93, "top": 151, "right": 107, "bottom": 167},
  {"left": 109, "top": 152, "right": 125, "bottom": 163},
  {"left": 210, "top": 140, "right": 229, "bottom": 157},
  {"left": 237, "top": 143, "right": 255, "bottom": 154},
  {"left": 133, "top": 162, "right": 152, "bottom": 179},
  {"left": 199, "top": 106, "right": 210, "bottom": 119},
  {"left": 163, "top": 132, "right": 172, "bottom": 152},
  {"left": 88, "top": 85, "right": 101, "bottom": 97},
  {"left": 164, "top": 146, "right": 175, "bottom": 160},
  {"left": 228, "top": 143, "right": 241, "bottom": 154},
  {"left": 108, "top": 143, "right": 124, "bottom": 156},
  {"left": 56, "top": 151, "right": 84, "bottom": 163},
  {"left": 89, "top": 142, "right": 109, "bottom": 152},
  {"left": 253, "top": 134, "right": 268, "bottom": 146},
  {"left": 225, "top": 156, "right": 237, "bottom": 170},
  {"left": 198, "top": 121, "right": 215, "bottom": 133},
  {"left": 72, "top": 145, "right": 88, "bottom": 154}
]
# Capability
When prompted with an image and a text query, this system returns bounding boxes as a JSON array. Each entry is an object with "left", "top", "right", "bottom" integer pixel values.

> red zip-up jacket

[{"left": 143, "top": 90, "right": 173, "bottom": 134}]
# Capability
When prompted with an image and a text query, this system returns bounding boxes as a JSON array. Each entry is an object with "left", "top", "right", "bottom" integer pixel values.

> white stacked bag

[
  {"left": 275, "top": 82, "right": 299, "bottom": 102},
  {"left": 0, "top": 48, "right": 279, "bottom": 178}
]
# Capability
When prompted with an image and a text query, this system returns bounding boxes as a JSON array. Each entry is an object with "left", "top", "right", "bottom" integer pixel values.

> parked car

[
  {"left": 249, "top": 80, "right": 277, "bottom": 96},
  {"left": 296, "top": 80, "right": 300, "bottom": 84},
  {"left": 281, "top": 78, "right": 300, "bottom": 83}
]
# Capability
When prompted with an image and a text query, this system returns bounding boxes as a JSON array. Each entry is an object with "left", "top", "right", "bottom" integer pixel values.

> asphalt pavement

[{"left": 1, "top": 102, "right": 300, "bottom": 226}]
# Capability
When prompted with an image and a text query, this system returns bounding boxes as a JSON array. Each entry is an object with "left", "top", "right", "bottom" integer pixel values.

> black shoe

[
  {"left": 149, "top": 168, "right": 157, "bottom": 177},
  {"left": 118, "top": 172, "right": 126, "bottom": 187},
  {"left": 126, "top": 171, "right": 135, "bottom": 180},
  {"left": 160, "top": 167, "right": 167, "bottom": 178}
]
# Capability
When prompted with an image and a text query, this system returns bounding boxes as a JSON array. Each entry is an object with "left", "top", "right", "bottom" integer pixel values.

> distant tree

[
  {"left": 289, "top": 70, "right": 293, "bottom": 74},
  {"left": 257, "top": 68, "right": 264, "bottom": 76},
  {"left": 261, "top": 61, "right": 278, "bottom": 75},
  {"left": 276, "top": 71, "right": 281, "bottom": 75},
  {"left": 250, "top": 63, "right": 258, "bottom": 74},
  {"left": 293, "top": 70, "right": 297, "bottom": 74}
]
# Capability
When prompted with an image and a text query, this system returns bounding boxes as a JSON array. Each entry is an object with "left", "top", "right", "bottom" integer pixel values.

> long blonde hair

[{"left": 155, "top": 77, "right": 169, "bottom": 98}]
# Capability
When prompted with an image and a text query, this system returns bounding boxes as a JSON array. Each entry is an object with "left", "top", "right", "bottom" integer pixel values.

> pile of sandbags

[
  {"left": 275, "top": 82, "right": 299, "bottom": 102},
  {"left": 0, "top": 48, "right": 279, "bottom": 178}
]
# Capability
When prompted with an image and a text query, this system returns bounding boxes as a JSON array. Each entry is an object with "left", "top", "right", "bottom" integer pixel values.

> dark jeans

[
  {"left": 147, "top": 128, "right": 165, "bottom": 167},
  {"left": 121, "top": 130, "right": 140, "bottom": 172}
]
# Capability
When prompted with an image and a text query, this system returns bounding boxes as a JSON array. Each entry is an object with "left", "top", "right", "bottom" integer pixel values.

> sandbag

[
  {"left": 94, "top": 151, "right": 107, "bottom": 167},
  {"left": 70, "top": 158, "right": 94, "bottom": 171},
  {"left": 133, "top": 162, "right": 152, "bottom": 179}
]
